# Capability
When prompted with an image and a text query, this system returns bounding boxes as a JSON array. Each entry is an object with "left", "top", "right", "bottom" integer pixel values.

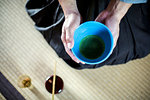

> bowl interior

[{"left": 72, "top": 21, "right": 113, "bottom": 64}]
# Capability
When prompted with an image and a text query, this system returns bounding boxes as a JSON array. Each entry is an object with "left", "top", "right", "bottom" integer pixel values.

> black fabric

[
  {"left": 25, "top": 0, "right": 150, "bottom": 69},
  {"left": 0, "top": 72, "right": 25, "bottom": 100}
]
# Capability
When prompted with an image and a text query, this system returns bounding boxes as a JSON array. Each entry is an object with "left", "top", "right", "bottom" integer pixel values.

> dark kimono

[{"left": 25, "top": 0, "right": 150, "bottom": 69}]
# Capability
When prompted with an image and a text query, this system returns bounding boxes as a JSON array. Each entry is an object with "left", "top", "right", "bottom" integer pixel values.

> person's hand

[
  {"left": 95, "top": 0, "right": 132, "bottom": 49},
  {"left": 95, "top": 10, "right": 120, "bottom": 49},
  {"left": 61, "top": 12, "right": 85, "bottom": 64}
]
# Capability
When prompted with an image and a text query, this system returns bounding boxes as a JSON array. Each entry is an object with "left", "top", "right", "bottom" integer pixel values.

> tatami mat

[{"left": 0, "top": 0, "right": 150, "bottom": 100}]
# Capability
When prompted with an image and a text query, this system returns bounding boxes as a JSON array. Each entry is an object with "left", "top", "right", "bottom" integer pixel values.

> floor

[{"left": 0, "top": 0, "right": 150, "bottom": 100}]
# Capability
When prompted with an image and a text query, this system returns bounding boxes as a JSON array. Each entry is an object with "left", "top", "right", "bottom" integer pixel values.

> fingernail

[{"left": 67, "top": 43, "right": 71, "bottom": 48}]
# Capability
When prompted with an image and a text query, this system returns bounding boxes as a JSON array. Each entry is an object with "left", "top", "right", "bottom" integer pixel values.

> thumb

[
  {"left": 95, "top": 11, "right": 108, "bottom": 22},
  {"left": 66, "top": 30, "right": 74, "bottom": 49},
  {"left": 95, "top": 14, "right": 104, "bottom": 22}
]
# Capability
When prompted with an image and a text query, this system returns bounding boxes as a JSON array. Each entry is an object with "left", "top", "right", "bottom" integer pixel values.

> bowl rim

[{"left": 72, "top": 21, "right": 114, "bottom": 64}]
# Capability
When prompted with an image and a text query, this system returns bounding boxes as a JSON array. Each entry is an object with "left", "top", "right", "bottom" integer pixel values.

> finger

[
  {"left": 61, "top": 27, "right": 78, "bottom": 62},
  {"left": 64, "top": 38, "right": 85, "bottom": 64},
  {"left": 113, "top": 42, "right": 117, "bottom": 49},
  {"left": 64, "top": 42, "right": 85, "bottom": 64},
  {"left": 95, "top": 13, "right": 104, "bottom": 22},
  {"left": 113, "top": 35, "right": 118, "bottom": 49},
  {"left": 68, "top": 50, "right": 85, "bottom": 64},
  {"left": 64, "top": 40, "right": 85, "bottom": 64},
  {"left": 66, "top": 29, "right": 74, "bottom": 49},
  {"left": 61, "top": 28, "right": 83, "bottom": 64},
  {"left": 95, "top": 11, "right": 108, "bottom": 22},
  {"left": 80, "top": 61, "right": 85, "bottom": 64},
  {"left": 65, "top": 30, "right": 85, "bottom": 64},
  {"left": 62, "top": 27, "right": 85, "bottom": 64},
  {"left": 95, "top": 14, "right": 103, "bottom": 22},
  {"left": 64, "top": 43, "right": 80, "bottom": 63},
  {"left": 61, "top": 26, "right": 66, "bottom": 44}
]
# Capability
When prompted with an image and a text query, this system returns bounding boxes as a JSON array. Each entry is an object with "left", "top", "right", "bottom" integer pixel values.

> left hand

[
  {"left": 95, "top": 10, "right": 120, "bottom": 49},
  {"left": 95, "top": 0, "right": 132, "bottom": 49}
]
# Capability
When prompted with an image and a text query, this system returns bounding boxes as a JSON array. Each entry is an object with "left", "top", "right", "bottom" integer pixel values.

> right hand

[{"left": 61, "top": 12, "right": 85, "bottom": 64}]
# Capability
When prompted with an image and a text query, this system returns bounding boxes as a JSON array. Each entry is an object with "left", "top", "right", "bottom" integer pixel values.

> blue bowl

[{"left": 71, "top": 21, "right": 114, "bottom": 64}]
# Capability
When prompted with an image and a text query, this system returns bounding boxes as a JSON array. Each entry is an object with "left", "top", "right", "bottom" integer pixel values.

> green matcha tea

[{"left": 79, "top": 35, "right": 105, "bottom": 59}]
